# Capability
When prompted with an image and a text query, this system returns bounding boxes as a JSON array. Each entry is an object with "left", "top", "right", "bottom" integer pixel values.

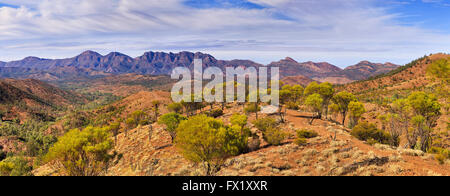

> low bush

[
  {"left": 263, "top": 127, "right": 286, "bottom": 146},
  {"left": 286, "top": 102, "right": 299, "bottom": 110},
  {"left": 0, "top": 156, "right": 33, "bottom": 176},
  {"left": 244, "top": 104, "right": 260, "bottom": 114},
  {"left": 253, "top": 117, "right": 278, "bottom": 132},
  {"left": 351, "top": 122, "right": 391, "bottom": 145},
  {"left": 296, "top": 129, "right": 318, "bottom": 139},
  {"left": 428, "top": 147, "right": 450, "bottom": 165},
  {"left": 206, "top": 109, "right": 224, "bottom": 118},
  {"left": 295, "top": 137, "right": 307, "bottom": 146}
]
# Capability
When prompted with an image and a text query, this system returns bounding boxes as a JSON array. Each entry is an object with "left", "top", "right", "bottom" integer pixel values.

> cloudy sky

[{"left": 0, "top": 0, "right": 449, "bottom": 67}]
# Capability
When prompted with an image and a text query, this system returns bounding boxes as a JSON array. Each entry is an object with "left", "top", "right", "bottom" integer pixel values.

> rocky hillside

[
  {"left": 269, "top": 57, "right": 399, "bottom": 84},
  {"left": 343, "top": 61, "right": 399, "bottom": 81},
  {"left": 2, "top": 79, "right": 86, "bottom": 106},
  {"left": 281, "top": 75, "right": 315, "bottom": 86},
  {"left": 38, "top": 108, "right": 445, "bottom": 177},
  {"left": 0, "top": 78, "right": 86, "bottom": 122},
  {"left": 343, "top": 53, "right": 449, "bottom": 95}
]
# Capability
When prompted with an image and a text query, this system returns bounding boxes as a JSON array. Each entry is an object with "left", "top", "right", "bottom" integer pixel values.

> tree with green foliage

[
  {"left": 305, "top": 82, "right": 334, "bottom": 119},
  {"left": 175, "top": 115, "right": 247, "bottom": 176},
  {"left": 305, "top": 93, "right": 323, "bottom": 124},
  {"left": 279, "top": 85, "right": 294, "bottom": 122},
  {"left": 45, "top": 126, "right": 114, "bottom": 176},
  {"left": 318, "top": 82, "right": 335, "bottom": 119},
  {"left": 291, "top": 85, "right": 304, "bottom": 103},
  {"left": 332, "top": 91, "right": 357, "bottom": 126},
  {"left": 158, "top": 112, "right": 187, "bottom": 143},
  {"left": 304, "top": 82, "right": 320, "bottom": 96},
  {"left": 388, "top": 92, "right": 441, "bottom": 150},
  {"left": 406, "top": 92, "right": 441, "bottom": 151},
  {"left": 348, "top": 101, "right": 366, "bottom": 128},
  {"left": 407, "top": 92, "right": 441, "bottom": 128}
]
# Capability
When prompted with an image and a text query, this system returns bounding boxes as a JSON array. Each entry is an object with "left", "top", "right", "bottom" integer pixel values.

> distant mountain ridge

[{"left": 0, "top": 51, "right": 399, "bottom": 84}]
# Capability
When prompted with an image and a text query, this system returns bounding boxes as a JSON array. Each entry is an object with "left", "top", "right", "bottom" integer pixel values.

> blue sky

[
  {"left": 383, "top": 0, "right": 450, "bottom": 33},
  {"left": 0, "top": 0, "right": 449, "bottom": 68}
]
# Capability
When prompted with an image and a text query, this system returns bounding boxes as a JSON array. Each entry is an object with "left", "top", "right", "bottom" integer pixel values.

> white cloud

[{"left": 0, "top": 0, "right": 448, "bottom": 67}]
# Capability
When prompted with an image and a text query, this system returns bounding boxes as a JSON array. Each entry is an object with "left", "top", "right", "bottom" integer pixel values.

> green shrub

[
  {"left": 296, "top": 129, "right": 318, "bottom": 139},
  {"left": 206, "top": 109, "right": 224, "bottom": 118},
  {"left": 286, "top": 102, "right": 299, "bottom": 110},
  {"left": 158, "top": 113, "right": 187, "bottom": 143},
  {"left": 244, "top": 104, "right": 260, "bottom": 113},
  {"left": 436, "top": 154, "right": 446, "bottom": 165},
  {"left": 0, "top": 120, "right": 57, "bottom": 157},
  {"left": 263, "top": 127, "right": 286, "bottom": 146},
  {"left": 125, "top": 117, "right": 136, "bottom": 130},
  {"left": 253, "top": 117, "right": 278, "bottom": 132},
  {"left": 175, "top": 115, "right": 247, "bottom": 176},
  {"left": 0, "top": 156, "right": 33, "bottom": 176},
  {"left": 429, "top": 147, "right": 450, "bottom": 164},
  {"left": 45, "top": 126, "right": 114, "bottom": 176},
  {"left": 295, "top": 137, "right": 307, "bottom": 146},
  {"left": 351, "top": 122, "right": 391, "bottom": 145},
  {"left": 366, "top": 138, "right": 379, "bottom": 146},
  {"left": 168, "top": 102, "right": 183, "bottom": 114}
]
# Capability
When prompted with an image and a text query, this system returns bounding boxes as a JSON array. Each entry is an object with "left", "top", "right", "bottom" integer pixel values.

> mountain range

[{"left": 0, "top": 51, "right": 399, "bottom": 84}]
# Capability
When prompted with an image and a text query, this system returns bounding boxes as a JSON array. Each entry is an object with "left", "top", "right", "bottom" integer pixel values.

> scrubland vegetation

[{"left": 1, "top": 54, "right": 449, "bottom": 176}]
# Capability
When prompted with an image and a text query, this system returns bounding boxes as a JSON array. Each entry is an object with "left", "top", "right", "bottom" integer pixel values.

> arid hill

[
  {"left": 269, "top": 57, "right": 399, "bottom": 84},
  {"left": 343, "top": 61, "right": 399, "bottom": 81},
  {"left": 343, "top": 53, "right": 449, "bottom": 95},
  {"left": 281, "top": 75, "right": 316, "bottom": 86},
  {"left": 0, "top": 78, "right": 85, "bottom": 122},
  {"left": 34, "top": 102, "right": 449, "bottom": 176},
  {"left": 342, "top": 53, "right": 450, "bottom": 149}
]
